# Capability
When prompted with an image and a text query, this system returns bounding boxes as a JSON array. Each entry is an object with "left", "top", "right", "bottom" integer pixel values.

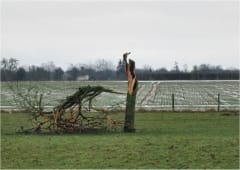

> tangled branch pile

[{"left": 19, "top": 86, "right": 124, "bottom": 133}]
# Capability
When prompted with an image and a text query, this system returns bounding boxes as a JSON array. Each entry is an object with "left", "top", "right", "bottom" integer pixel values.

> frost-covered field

[{"left": 1, "top": 80, "right": 239, "bottom": 111}]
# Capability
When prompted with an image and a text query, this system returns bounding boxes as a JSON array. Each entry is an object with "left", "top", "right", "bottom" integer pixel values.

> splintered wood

[
  {"left": 123, "top": 52, "right": 137, "bottom": 96},
  {"left": 20, "top": 86, "right": 123, "bottom": 133}
]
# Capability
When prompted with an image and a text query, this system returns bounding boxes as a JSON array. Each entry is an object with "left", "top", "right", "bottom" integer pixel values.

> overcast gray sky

[{"left": 1, "top": 0, "right": 239, "bottom": 70}]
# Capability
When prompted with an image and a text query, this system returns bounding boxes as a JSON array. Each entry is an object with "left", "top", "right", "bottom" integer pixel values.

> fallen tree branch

[{"left": 17, "top": 85, "right": 124, "bottom": 134}]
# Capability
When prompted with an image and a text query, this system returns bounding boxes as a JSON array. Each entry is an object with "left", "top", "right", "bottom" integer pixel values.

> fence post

[
  {"left": 172, "top": 93, "right": 175, "bottom": 112},
  {"left": 217, "top": 93, "right": 220, "bottom": 112}
]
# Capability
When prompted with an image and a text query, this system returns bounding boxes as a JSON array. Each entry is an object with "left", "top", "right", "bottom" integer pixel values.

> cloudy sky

[{"left": 1, "top": 0, "right": 239, "bottom": 70}]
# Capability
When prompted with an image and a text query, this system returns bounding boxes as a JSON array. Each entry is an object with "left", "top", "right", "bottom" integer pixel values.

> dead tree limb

[{"left": 18, "top": 85, "right": 124, "bottom": 134}]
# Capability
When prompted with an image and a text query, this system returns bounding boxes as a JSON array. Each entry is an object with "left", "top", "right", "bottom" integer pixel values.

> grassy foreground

[{"left": 1, "top": 112, "right": 239, "bottom": 169}]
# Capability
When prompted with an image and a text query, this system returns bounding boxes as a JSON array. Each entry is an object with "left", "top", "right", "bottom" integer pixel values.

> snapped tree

[{"left": 123, "top": 52, "right": 138, "bottom": 132}]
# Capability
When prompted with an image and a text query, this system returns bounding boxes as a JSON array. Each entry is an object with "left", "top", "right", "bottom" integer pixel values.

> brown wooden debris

[{"left": 19, "top": 86, "right": 124, "bottom": 134}]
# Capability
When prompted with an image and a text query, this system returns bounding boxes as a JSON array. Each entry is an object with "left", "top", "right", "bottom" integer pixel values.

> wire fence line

[{"left": 1, "top": 104, "right": 239, "bottom": 112}]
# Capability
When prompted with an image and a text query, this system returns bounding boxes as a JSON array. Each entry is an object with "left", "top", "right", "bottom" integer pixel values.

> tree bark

[{"left": 123, "top": 52, "right": 138, "bottom": 132}]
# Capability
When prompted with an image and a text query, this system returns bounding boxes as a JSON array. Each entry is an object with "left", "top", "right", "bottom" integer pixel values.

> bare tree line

[{"left": 1, "top": 57, "right": 239, "bottom": 81}]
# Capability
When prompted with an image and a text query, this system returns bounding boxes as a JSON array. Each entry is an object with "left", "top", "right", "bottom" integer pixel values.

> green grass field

[{"left": 1, "top": 111, "right": 239, "bottom": 169}]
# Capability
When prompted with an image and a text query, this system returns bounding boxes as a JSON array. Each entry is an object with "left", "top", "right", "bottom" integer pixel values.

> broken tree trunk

[{"left": 123, "top": 52, "right": 138, "bottom": 132}]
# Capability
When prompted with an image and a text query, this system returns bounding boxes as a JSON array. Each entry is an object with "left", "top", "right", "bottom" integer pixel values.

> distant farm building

[{"left": 77, "top": 75, "right": 89, "bottom": 81}]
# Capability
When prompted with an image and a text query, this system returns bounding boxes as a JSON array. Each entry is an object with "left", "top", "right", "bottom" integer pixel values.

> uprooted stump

[{"left": 18, "top": 86, "right": 124, "bottom": 134}]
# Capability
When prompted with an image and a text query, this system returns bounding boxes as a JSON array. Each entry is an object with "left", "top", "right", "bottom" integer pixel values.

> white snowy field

[{"left": 1, "top": 80, "right": 239, "bottom": 111}]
